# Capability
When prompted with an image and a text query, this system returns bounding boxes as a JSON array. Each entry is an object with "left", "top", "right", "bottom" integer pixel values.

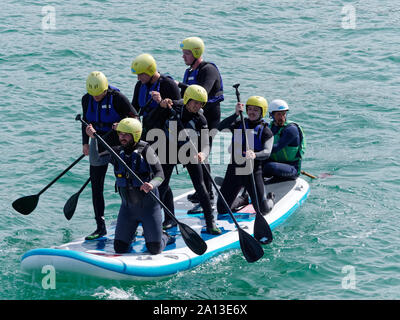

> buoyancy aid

[
  {"left": 114, "top": 142, "right": 153, "bottom": 189},
  {"left": 182, "top": 62, "right": 224, "bottom": 103},
  {"left": 232, "top": 119, "right": 267, "bottom": 158},
  {"left": 269, "top": 121, "right": 305, "bottom": 164},
  {"left": 86, "top": 85, "right": 122, "bottom": 133}
]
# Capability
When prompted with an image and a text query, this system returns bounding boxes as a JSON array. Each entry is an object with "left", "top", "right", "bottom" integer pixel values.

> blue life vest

[
  {"left": 182, "top": 62, "right": 224, "bottom": 104},
  {"left": 232, "top": 119, "right": 266, "bottom": 157},
  {"left": 114, "top": 142, "right": 153, "bottom": 188},
  {"left": 86, "top": 85, "right": 122, "bottom": 133},
  {"left": 138, "top": 80, "right": 160, "bottom": 117}
]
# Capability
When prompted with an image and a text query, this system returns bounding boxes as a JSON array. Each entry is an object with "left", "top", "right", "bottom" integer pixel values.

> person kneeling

[{"left": 86, "top": 118, "right": 173, "bottom": 254}]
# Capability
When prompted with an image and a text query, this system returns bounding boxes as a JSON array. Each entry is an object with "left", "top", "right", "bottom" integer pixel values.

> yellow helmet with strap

[
  {"left": 131, "top": 53, "right": 157, "bottom": 77},
  {"left": 116, "top": 118, "right": 142, "bottom": 143},
  {"left": 183, "top": 84, "right": 208, "bottom": 106},
  {"left": 246, "top": 96, "right": 268, "bottom": 118},
  {"left": 86, "top": 71, "right": 108, "bottom": 96}
]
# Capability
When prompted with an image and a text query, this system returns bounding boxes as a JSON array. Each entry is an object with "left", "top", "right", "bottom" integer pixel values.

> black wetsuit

[
  {"left": 155, "top": 100, "right": 217, "bottom": 230},
  {"left": 81, "top": 87, "right": 137, "bottom": 234},
  {"left": 131, "top": 74, "right": 181, "bottom": 228},
  {"left": 217, "top": 113, "right": 274, "bottom": 215},
  {"left": 111, "top": 142, "right": 168, "bottom": 254},
  {"left": 178, "top": 61, "right": 223, "bottom": 197}
]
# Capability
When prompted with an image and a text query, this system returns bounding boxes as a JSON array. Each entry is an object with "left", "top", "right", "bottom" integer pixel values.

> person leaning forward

[
  {"left": 85, "top": 118, "right": 173, "bottom": 254},
  {"left": 82, "top": 71, "right": 137, "bottom": 240},
  {"left": 157, "top": 84, "right": 221, "bottom": 235}
]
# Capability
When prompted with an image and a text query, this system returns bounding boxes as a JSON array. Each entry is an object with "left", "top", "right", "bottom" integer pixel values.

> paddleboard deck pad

[{"left": 21, "top": 177, "right": 309, "bottom": 280}]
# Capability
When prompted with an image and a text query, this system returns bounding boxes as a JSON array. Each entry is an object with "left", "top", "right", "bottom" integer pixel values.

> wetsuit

[
  {"left": 178, "top": 61, "right": 223, "bottom": 199},
  {"left": 111, "top": 141, "right": 169, "bottom": 254},
  {"left": 131, "top": 74, "right": 181, "bottom": 228},
  {"left": 156, "top": 100, "right": 219, "bottom": 233},
  {"left": 81, "top": 86, "right": 137, "bottom": 237},
  {"left": 263, "top": 121, "right": 304, "bottom": 180},
  {"left": 217, "top": 113, "right": 274, "bottom": 215}
]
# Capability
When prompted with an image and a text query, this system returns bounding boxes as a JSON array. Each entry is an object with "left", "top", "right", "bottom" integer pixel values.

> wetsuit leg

[
  {"left": 114, "top": 203, "right": 139, "bottom": 253},
  {"left": 217, "top": 164, "right": 243, "bottom": 215},
  {"left": 186, "top": 163, "right": 220, "bottom": 233},
  {"left": 140, "top": 189, "right": 168, "bottom": 254},
  {"left": 263, "top": 161, "right": 298, "bottom": 180},
  {"left": 89, "top": 164, "right": 108, "bottom": 227},
  {"left": 159, "top": 164, "right": 176, "bottom": 227},
  {"left": 244, "top": 166, "right": 269, "bottom": 214}
]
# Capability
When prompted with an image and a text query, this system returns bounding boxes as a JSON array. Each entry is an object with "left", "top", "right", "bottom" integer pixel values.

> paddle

[
  {"left": 76, "top": 114, "right": 207, "bottom": 256},
  {"left": 175, "top": 117, "right": 264, "bottom": 263},
  {"left": 12, "top": 154, "right": 85, "bottom": 215},
  {"left": 62, "top": 128, "right": 114, "bottom": 221},
  {"left": 63, "top": 177, "right": 91, "bottom": 220},
  {"left": 233, "top": 83, "right": 273, "bottom": 245}
]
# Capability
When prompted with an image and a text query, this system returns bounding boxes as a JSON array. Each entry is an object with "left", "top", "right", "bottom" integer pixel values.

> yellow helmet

[
  {"left": 116, "top": 118, "right": 143, "bottom": 143},
  {"left": 131, "top": 53, "right": 157, "bottom": 77},
  {"left": 86, "top": 71, "right": 108, "bottom": 96},
  {"left": 246, "top": 96, "right": 268, "bottom": 118},
  {"left": 180, "top": 37, "right": 204, "bottom": 59},
  {"left": 183, "top": 84, "right": 208, "bottom": 106}
]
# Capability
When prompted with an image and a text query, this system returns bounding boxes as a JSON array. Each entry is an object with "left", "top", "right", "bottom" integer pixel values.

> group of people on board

[{"left": 81, "top": 36, "right": 305, "bottom": 255}]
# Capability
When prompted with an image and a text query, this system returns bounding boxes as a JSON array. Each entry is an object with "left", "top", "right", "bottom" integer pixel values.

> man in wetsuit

[
  {"left": 177, "top": 37, "right": 224, "bottom": 207},
  {"left": 130, "top": 53, "right": 181, "bottom": 226},
  {"left": 263, "top": 99, "right": 305, "bottom": 181},
  {"left": 217, "top": 96, "right": 275, "bottom": 216},
  {"left": 157, "top": 84, "right": 221, "bottom": 235},
  {"left": 85, "top": 118, "right": 172, "bottom": 254},
  {"left": 82, "top": 71, "right": 137, "bottom": 240}
]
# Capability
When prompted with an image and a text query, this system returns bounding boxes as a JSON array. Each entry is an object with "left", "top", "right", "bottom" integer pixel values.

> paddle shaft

[
  {"left": 78, "top": 116, "right": 181, "bottom": 225},
  {"left": 301, "top": 170, "right": 317, "bottom": 179},
  {"left": 38, "top": 154, "right": 85, "bottom": 196}
]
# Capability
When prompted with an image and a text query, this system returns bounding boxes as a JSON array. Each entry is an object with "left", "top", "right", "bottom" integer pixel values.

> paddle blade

[
  {"left": 238, "top": 228, "right": 264, "bottom": 263},
  {"left": 12, "top": 194, "right": 39, "bottom": 215},
  {"left": 178, "top": 222, "right": 207, "bottom": 255},
  {"left": 253, "top": 213, "right": 273, "bottom": 245},
  {"left": 63, "top": 192, "right": 80, "bottom": 220}
]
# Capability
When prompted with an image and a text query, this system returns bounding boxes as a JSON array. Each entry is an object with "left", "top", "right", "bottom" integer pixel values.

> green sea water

[{"left": 1, "top": 0, "right": 400, "bottom": 300}]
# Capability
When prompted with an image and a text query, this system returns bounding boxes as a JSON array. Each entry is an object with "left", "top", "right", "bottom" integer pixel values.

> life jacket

[
  {"left": 85, "top": 85, "right": 122, "bottom": 133},
  {"left": 114, "top": 142, "right": 153, "bottom": 188},
  {"left": 269, "top": 121, "right": 306, "bottom": 165},
  {"left": 231, "top": 119, "right": 267, "bottom": 159},
  {"left": 182, "top": 62, "right": 224, "bottom": 103},
  {"left": 164, "top": 106, "right": 202, "bottom": 148},
  {"left": 138, "top": 75, "right": 175, "bottom": 117}
]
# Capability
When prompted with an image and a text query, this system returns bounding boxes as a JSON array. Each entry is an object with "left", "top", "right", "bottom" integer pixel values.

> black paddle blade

[
  {"left": 12, "top": 194, "right": 39, "bottom": 215},
  {"left": 178, "top": 223, "right": 207, "bottom": 256},
  {"left": 253, "top": 213, "right": 273, "bottom": 245},
  {"left": 238, "top": 227, "right": 264, "bottom": 263},
  {"left": 63, "top": 192, "right": 80, "bottom": 220}
]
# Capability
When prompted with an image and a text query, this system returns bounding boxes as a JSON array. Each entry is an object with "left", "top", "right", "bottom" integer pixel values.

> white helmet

[{"left": 269, "top": 99, "right": 289, "bottom": 113}]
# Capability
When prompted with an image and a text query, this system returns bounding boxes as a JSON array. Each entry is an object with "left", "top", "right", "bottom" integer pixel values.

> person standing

[
  {"left": 158, "top": 84, "right": 221, "bottom": 235},
  {"left": 85, "top": 118, "right": 172, "bottom": 254},
  {"left": 130, "top": 53, "right": 181, "bottom": 224},
  {"left": 217, "top": 96, "right": 275, "bottom": 216},
  {"left": 82, "top": 71, "right": 137, "bottom": 240},
  {"left": 177, "top": 37, "right": 224, "bottom": 206},
  {"left": 263, "top": 99, "right": 306, "bottom": 181}
]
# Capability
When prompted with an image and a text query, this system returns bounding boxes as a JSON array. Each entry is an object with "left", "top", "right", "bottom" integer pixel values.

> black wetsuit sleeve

[
  {"left": 113, "top": 91, "right": 138, "bottom": 119},
  {"left": 131, "top": 81, "right": 141, "bottom": 114},
  {"left": 196, "top": 63, "right": 221, "bottom": 96},
  {"left": 81, "top": 94, "right": 90, "bottom": 145},
  {"left": 217, "top": 113, "right": 238, "bottom": 132}
]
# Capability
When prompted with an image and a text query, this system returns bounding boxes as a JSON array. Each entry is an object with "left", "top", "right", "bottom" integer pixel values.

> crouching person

[{"left": 85, "top": 118, "right": 172, "bottom": 254}]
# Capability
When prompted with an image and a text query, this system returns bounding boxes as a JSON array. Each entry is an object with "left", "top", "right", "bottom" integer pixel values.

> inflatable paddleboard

[{"left": 21, "top": 177, "right": 309, "bottom": 280}]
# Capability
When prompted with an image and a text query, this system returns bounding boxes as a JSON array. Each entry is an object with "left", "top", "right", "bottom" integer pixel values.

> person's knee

[
  {"left": 146, "top": 241, "right": 163, "bottom": 255},
  {"left": 114, "top": 239, "right": 130, "bottom": 253}
]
